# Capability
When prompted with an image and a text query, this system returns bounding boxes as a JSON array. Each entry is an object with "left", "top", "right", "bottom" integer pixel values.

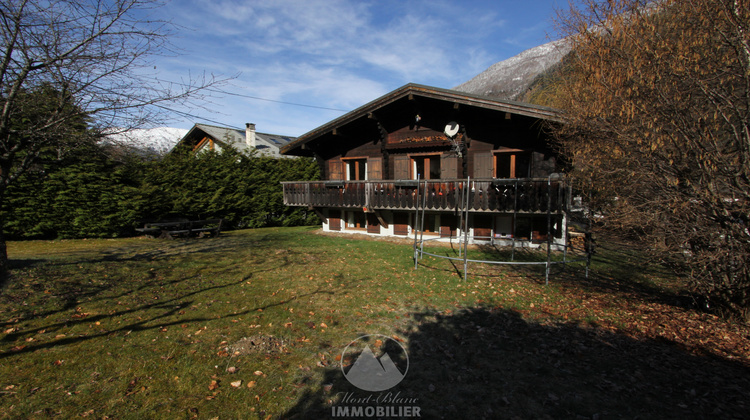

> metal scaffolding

[{"left": 413, "top": 174, "right": 592, "bottom": 284}]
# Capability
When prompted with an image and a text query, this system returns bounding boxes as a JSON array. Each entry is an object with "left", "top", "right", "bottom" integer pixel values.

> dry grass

[{"left": 1, "top": 227, "right": 748, "bottom": 419}]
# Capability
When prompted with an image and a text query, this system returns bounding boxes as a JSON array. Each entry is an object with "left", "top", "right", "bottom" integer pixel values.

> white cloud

[{"left": 153, "top": 0, "right": 563, "bottom": 133}]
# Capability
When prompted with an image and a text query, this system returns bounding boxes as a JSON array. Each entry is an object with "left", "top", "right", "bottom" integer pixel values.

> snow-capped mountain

[
  {"left": 104, "top": 127, "right": 188, "bottom": 156},
  {"left": 454, "top": 38, "right": 571, "bottom": 101}
]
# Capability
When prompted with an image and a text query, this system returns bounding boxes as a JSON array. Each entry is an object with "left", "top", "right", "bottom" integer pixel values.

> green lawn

[{"left": 1, "top": 227, "right": 749, "bottom": 419}]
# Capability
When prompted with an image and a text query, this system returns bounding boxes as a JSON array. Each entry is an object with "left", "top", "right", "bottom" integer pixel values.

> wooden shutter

[
  {"left": 393, "top": 212, "right": 409, "bottom": 236},
  {"left": 328, "top": 210, "right": 341, "bottom": 231},
  {"left": 473, "top": 152, "right": 493, "bottom": 179},
  {"left": 329, "top": 159, "right": 343, "bottom": 180},
  {"left": 393, "top": 155, "right": 409, "bottom": 180},
  {"left": 366, "top": 213, "right": 380, "bottom": 234},
  {"left": 441, "top": 155, "right": 458, "bottom": 179},
  {"left": 368, "top": 157, "right": 382, "bottom": 180}
]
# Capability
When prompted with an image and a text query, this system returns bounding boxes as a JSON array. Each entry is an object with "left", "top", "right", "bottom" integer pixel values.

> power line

[
  {"left": 154, "top": 77, "right": 350, "bottom": 113},
  {"left": 151, "top": 104, "right": 240, "bottom": 128},
  {"left": 211, "top": 88, "right": 349, "bottom": 112}
]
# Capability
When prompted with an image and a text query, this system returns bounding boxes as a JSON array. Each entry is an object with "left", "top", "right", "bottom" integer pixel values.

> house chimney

[{"left": 245, "top": 123, "right": 256, "bottom": 148}]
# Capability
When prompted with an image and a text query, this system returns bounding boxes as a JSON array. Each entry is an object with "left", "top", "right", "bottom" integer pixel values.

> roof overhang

[{"left": 281, "top": 83, "right": 563, "bottom": 156}]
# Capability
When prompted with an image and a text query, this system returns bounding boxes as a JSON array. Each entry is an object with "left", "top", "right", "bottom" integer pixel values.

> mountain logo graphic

[{"left": 341, "top": 334, "right": 408, "bottom": 392}]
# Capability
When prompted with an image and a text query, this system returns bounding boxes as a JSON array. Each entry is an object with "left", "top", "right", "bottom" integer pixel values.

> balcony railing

[{"left": 282, "top": 178, "right": 569, "bottom": 213}]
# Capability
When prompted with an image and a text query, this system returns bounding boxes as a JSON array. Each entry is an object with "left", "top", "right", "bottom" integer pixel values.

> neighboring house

[
  {"left": 280, "top": 83, "right": 572, "bottom": 247},
  {"left": 171, "top": 123, "right": 295, "bottom": 157}
]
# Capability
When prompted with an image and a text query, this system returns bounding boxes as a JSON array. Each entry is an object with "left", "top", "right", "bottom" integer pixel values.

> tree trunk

[
  {"left": 0, "top": 197, "right": 8, "bottom": 286},
  {"left": 0, "top": 225, "right": 7, "bottom": 286}
]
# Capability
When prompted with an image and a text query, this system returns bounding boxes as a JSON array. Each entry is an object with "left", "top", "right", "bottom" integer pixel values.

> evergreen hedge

[{"left": 1, "top": 145, "right": 320, "bottom": 239}]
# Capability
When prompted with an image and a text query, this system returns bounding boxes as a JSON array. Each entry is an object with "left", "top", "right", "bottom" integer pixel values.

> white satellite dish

[{"left": 444, "top": 121, "right": 460, "bottom": 138}]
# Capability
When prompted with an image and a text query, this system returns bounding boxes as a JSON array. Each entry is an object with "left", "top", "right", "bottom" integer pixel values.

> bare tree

[
  {"left": 546, "top": 0, "right": 750, "bottom": 319},
  {"left": 0, "top": 0, "right": 226, "bottom": 278}
]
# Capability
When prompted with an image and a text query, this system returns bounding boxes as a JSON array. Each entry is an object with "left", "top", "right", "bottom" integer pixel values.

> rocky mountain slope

[{"left": 453, "top": 38, "right": 571, "bottom": 101}]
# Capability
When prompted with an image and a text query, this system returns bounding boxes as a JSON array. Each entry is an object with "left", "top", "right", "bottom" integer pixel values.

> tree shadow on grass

[
  {"left": 2, "top": 231, "right": 330, "bottom": 328},
  {"left": 0, "top": 259, "right": 341, "bottom": 358},
  {"left": 6, "top": 232, "right": 284, "bottom": 270},
  {"left": 281, "top": 307, "right": 750, "bottom": 419}
]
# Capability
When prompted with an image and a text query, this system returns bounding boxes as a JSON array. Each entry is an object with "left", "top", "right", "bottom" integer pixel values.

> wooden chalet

[{"left": 281, "top": 84, "right": 569, "bottom": 246}]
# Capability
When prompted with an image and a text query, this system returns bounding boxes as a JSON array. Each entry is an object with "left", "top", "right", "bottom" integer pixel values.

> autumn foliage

[{"left": 545, "top": 0, "right": 750, "bottom": 319}]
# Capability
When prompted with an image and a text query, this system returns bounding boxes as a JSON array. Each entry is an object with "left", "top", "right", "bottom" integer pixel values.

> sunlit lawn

[{"left": 1, "top": 227, "right": 748, "bottom": 419}]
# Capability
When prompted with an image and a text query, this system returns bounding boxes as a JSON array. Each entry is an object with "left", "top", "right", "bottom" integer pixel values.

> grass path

[{"left": 1, "top": 227, "right": 748, "bottom": 419}]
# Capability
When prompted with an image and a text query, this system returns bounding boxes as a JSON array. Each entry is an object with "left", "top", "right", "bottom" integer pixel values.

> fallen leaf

[
  {"left": 253, "top": 370, "right": 263, "bottom": 376},
  {"left": 230, "top": 380, "right": 242, "bottom": 388},
  {"left": 247, "top": 381, "right": 257, "bottom": 388},
  {"left": 208, "top": 380, "right": 219, "bottom": 391}
]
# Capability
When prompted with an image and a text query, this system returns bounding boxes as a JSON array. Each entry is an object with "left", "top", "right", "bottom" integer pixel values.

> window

[
  {"left": 411, "top": 155, "right": 441, "bottom": 180},
  {"left": 345, "top": 158, "right": 367, "bottom": 181},
  {"left": 346, "top": 211, "right": 367, "bottom": 230},
  {"left": 415, "top": 213, "right": 439, "bottom": 234},
  {"left": 495, "top": 151, "right": 530, "bottom": 178}
]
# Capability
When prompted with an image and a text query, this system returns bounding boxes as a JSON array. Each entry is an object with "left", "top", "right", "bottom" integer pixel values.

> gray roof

[
  {"left": 194, "top": 124, "right": 245, "bottom": 147},
  {"left": 176, "top": 123, "right": 295, "bottom": 156}
]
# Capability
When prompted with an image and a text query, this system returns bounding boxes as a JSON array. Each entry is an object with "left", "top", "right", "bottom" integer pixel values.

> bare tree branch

[
  {"left": 0, "top": 0, "right": 232, "bottom": 278},
  {"left": 547, "top": 0, "right": 750, "bottom": 320}
]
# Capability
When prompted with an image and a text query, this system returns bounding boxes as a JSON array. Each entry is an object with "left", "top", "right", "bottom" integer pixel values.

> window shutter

[
  {"left": 473, "top": 152, "right": 493, "bottom": 179},
  {"left": 393, "top": 155, "right": 409, "bottom": 180},
  {"left": 441, "top": 155, "right": 458, "bottom": 179},
  {"left": 329, "top": 159, "right": 343, "bottom": 180},
  {"left": 368, "top": 157, "right": 382, "bottom": 180},
  {"left": 328, "top": 210, "right": 341, "bottom": 231}
]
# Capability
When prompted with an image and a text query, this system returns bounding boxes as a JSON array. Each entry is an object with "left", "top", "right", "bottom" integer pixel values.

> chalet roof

[
  {"left": 193, "top": 124, "right": 244, "bottom": 146},
  {"left": 281, "top": 83, "right": 563, "bottom": 156},
  {"left": 174, "top": 123, "right": 295, "bottom": 155}
]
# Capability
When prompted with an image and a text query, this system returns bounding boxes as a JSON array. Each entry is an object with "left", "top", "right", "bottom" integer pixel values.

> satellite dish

[{"left": 444, "top": 121, "right": 459, "bottom": 138}]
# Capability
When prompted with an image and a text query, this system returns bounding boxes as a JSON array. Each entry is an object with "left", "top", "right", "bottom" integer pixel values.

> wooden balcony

[{"left": 282, "top": 178, "right": 569, "bottom": 214}]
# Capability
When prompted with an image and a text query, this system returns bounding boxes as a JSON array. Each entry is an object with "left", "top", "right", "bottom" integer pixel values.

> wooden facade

[{"left": 281, "top": 84, "right": 566, "bottom": 243}]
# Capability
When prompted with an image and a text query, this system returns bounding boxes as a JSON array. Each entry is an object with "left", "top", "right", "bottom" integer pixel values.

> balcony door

[
  {"left": 494, "top": 150, "right": 530, "bottom": 179},
  {"left": 344, "top": 158, "right": 367, "bottom": 181}
]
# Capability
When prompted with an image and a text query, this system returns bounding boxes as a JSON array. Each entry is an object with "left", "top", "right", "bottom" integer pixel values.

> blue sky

[{"left": 151, "top": 0, "right": 570, "bottom": 137}]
